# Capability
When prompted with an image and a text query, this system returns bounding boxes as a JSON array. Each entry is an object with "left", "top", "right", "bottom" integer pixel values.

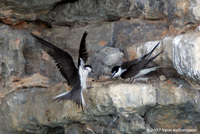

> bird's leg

[
  {"left": 126, "top": 78, "right": 132, "bottom": 83},
  {"left": 130, "top": 78, "right": 135, "bottom": 83},
  {"left": 127, "top": 78, "right": 134, "bottom": 83}
]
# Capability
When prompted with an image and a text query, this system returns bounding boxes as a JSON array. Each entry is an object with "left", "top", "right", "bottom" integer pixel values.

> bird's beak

[
  {"left": 91, "top": 70, "right": 94, "bottom": 73},
  {"left": 110, "top": 72, "right": 116, "bottom": 80}
]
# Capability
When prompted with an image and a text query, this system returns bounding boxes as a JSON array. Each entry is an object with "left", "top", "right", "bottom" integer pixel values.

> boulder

[
  {"left": 172, "top": 32, "right": 200, "bottom": 82},
  {"left": 90, "top": 47, "right": 124, "bottom": 78}
]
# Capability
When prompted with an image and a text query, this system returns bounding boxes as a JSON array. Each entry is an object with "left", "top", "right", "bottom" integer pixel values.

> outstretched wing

[
  {"left": 31, "top": 33, "right": 79, "bottom": 86},
  {"left": 78, "top": 31, "right": 88, "bottom": 67}
]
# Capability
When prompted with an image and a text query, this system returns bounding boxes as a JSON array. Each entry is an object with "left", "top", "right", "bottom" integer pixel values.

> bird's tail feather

[
  {"left": 135, "top": 66, "right": 163, "bottom": 78},
  {"left": 145, "top": 42, "right": 160, "bottom": 59},
  {"left": 145, "top": 66, "right": 163, "bottom": 72},
  {"left": 53, "top": 90, "right": 84, "bottom": 111},
  {"left": 145, "top": 50, "right": 164, "bottom": 66}
]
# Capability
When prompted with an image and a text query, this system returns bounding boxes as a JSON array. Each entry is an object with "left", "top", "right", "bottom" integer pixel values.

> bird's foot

[{"left": 126, "top": 78, "right": 134, "bottom": 83}]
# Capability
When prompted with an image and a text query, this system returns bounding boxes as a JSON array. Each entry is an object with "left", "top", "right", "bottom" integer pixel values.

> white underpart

[
  {"left": 53, "top": 90, "right": 70, "bottom": 99},
  {"left": 81, "top": 92, "right": 85, "bottom": 106},
  {"left": 79, "top": 58, "right": 91, "bottom": 90},
  {"left": 113, "top": 67, "right": 126, "bottom": 77},
  {"left": 134, "top": 66, "right": 162, "bottom": 78}
]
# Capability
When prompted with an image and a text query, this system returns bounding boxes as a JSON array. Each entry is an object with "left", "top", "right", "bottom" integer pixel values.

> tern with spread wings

[{"left": 31, "top": 32, "right": 92, "bottom": 111}]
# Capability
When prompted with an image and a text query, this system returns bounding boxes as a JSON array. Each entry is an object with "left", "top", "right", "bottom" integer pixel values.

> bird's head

[
  {"left": 84, "top": 65, "right": 93, "bottom": 73},
  {"left": 110, "top": 66, "right": 121, "bottom": 79}
]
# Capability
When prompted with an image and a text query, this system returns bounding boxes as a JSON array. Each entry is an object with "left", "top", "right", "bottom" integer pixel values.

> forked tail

[
  {"left": 142, "top": 42, "right": 160, "bottom": 60},
  {"left": 53, "top": 89, "right": 85, "bottom": 111},
  {"left": 144, "top": 50, "right": 164, "bottom": 67}
]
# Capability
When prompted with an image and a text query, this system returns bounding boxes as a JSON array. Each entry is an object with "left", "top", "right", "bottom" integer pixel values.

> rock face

[
  {"left": 0, "top": 0, "right": 200, "bottom": 134},
  {"left": 1, "top": 75, "right": 200, "bottom": 134},
  {"left": 172, "top": 32, "right": 200, "bottom": 82},
  {"left": 90, "top": 47, "right": 124, "bottom": 78},
  {"left": 1, "top": 0, "right": 200, "bottom": 26}
]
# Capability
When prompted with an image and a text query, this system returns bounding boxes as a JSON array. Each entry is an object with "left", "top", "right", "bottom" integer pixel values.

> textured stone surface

[
  {"left": 145, "top": 105, "right": 200, "bottom": 133},
  {"left": 125, "top": 32, "right": 200, "bottom": 81},
  {"left": 39, "top": 0, "right": 200, "bottom": 26},
  {"left": 0, "top": 25, "right": 26, "bottom": 79},
  {"left": 172, "top": 32, "right": 200, "bottom": 82},
  {"left": 125, "top": 39, "right": 178, "bottom": 78},
  {"left": 90, "top": 47, "right": 124, "bottom": 78},
  {"left": 108, "top": 83, "right": 156, "bottom": 114},
  {"left": 1, "top": 76, "right": 200, "bottom": 133},
  {"left": 0, "top": 1, "right": 200, "bottom": 133},
  {"left": 112, "top": 19, "right": 170, "bottom": 49},
  {"left": 0, "top": 0, "right": 199, "bottom": 27},
  {"left": 0, "top": 0, "right": 63, "bottom": 24}
]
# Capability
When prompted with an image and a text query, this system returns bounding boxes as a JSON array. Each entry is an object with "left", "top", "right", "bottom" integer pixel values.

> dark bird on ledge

[
  {"left": 31, "top": 32, "right": 92, "bottom": 111},
  {"left": 110, "top": 42, "right": 163, "bottom": 82}
]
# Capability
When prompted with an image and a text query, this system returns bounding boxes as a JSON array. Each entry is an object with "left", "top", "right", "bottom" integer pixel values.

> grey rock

[
  {"left": 191, "top": 0, "right": 200, "bottom": 23},
  {"left": 125, "top": 33, "right": 200, "bottom": 80},
  {"left": 107, "top": 83, "right": 156, "bottom": 115},
  {"left": 0, "top": 0, "right": 198, "bottom": 27},
  {"left": 41, "top": 22, "right": 114, "bottom": 58},
  {"left": 1, "top": 76, "right": 200, "bottom": 133},
  {"left": 155, "top": 78, "right": 200, "bottom": 106},
  {"left": 0, "top": 25, "right": 26, "bottom": 79},
  {"left": 0, "top": 0, "right": 63, "bottom": 24},
  {"left": 0, "top": 1, "right": 199, "bottom": 133},
  {"left": 112, "top": 19, "right": 170, "bottom": 49},
  {"left": 90, "top": 47, "right": 124, "bottom": 78},
  {"left": 172, "top": 32, "right": 200, "bottom": 82},
  {"left": 40, "top": 0, "right": 199, "bottom": 27},
  {"left": 0, "top": 0, "right": 61, "bottom": 12},
  {"left": 101, "top": 47, "right": 124, "bottom": 66},
  {"left": 145, "top": 105, "right": 200, "bottom": 132}
]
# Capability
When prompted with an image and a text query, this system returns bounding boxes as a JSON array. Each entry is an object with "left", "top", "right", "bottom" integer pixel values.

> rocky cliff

[{"left": 0, "top": 0, "right": 200, "bottom": 134}]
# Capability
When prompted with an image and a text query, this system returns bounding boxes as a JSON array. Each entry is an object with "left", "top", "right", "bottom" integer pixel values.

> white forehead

[
  {"left": 112, "top": 67, "right": 126, "bottom": 77},
  {"left": 85, "top": 66, "right": 92, "bottom": 72},
  {"left": 113, "top": 67, "right": 122, "bottom": 77}
]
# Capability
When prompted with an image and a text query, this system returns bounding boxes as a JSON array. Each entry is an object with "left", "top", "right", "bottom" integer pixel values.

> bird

[
  {"left": 110, "top": 42, "right": 163, "bottom": 82},
  {"left": 31, "top": 32, "right": 92, "bottom": 111}
]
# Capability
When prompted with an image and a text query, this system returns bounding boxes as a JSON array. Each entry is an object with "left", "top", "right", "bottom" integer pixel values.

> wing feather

[
  {"left": 121, "top": 42, "right": 160, "bottom": 70},
  {"left": 31, "top": 33, "right": 79, "bottom": 86},
  {"left": 121, "top": 51, "right": 163, "bottom": 79},
  {"left": 78, "top": 32, "right": 88, "bottom": 67}
]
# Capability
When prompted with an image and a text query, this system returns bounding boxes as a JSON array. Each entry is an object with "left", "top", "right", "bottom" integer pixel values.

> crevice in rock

[
  {"left": 52, "top": 0, "right": 78, "bottom": 10},
  {"left": 140, "top": 104, "right": 158, "bottom": 125},
  {"left": 44, "top": 126, "right": 65, "bottom": 134},
  {"left": 0, "top": 18, "right": 53, "bottom": 30},
  {"left": 31, "top": 20, "right": 53, "bottom": 29}
]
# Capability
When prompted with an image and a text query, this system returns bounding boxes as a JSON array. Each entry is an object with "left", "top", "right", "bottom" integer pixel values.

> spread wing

[
  {"left": 31, "top": 33, "right": 79, "bottom": 86},
  {"left": 78, "top": 31, "right": 88, "bottom": 67}
]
